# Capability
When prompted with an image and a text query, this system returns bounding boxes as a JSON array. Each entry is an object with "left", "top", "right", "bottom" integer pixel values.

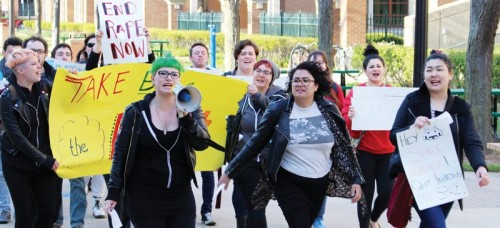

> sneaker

[
  {"left": 93, "top": 199, "right": 106, "bottom": 219},
  {"left": 313, "top": 217, "right": 325, "bottom": 228},
  {"left": 0, "top": 210, "right": 11, "bottom": 224},
  {"left": 201, "top": 212, "right": 216, "bottom": 226}
]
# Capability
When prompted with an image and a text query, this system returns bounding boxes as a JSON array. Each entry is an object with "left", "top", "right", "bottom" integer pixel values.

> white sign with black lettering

[{"left": 396, "top": 112, "right": 468, "bottom": 210}]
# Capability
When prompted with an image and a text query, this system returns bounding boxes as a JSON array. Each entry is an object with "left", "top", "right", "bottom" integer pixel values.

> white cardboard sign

[
  {"left": 396, "top": 112, "right": 468, "bottom": 210},
  {"left": 352, "top": 86, "right": 417, "bottom": 130},
  {"left": 96, "top": 0, "right": 147, "bottom": 64}
]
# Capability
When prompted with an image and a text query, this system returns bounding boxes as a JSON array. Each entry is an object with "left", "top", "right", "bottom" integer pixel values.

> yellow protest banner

[{"left": 50, "top": 63, "right": 247, "bottom": 178}]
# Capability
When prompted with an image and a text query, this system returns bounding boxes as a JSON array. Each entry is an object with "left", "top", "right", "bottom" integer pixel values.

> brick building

[{"left": 0, "top": 0, "right": 461, "bottom": 46}]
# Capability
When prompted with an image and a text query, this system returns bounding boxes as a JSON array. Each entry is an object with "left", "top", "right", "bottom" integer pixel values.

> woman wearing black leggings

[
  {"left": 1, "top": 49, "right": 59, "bottom": 227},
  {"left": 341, "top": 45, "right": 395, "bottom": 228}
]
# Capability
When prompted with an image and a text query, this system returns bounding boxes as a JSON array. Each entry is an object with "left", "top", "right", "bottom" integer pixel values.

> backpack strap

[{"left": 444, "top": 95, "right": 455, "bottom": 112}]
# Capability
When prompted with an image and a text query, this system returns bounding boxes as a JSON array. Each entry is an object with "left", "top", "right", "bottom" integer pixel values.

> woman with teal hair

[{"left": 105, "top": 56, "right": 211, "bottom": 227}]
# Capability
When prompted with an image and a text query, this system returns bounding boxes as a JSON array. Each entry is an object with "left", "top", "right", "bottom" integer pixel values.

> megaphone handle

[{"left": 177, "top": 109, "right": 188, "bottom": 118}]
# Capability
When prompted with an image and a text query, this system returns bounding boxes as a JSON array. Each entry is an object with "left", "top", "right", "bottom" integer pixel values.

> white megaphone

[{"left": 172, "top": 83, "right": 202, "bottom": 113}]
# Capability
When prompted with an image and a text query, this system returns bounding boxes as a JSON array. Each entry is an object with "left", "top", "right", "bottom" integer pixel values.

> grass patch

[{"left": 463, "top": 163, "right": 500, "bottom": 172}]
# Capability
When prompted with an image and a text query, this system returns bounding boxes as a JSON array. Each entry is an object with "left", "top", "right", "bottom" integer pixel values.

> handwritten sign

[
  {"left": 46, "top": 58, "right": 86, "bottom": 72},
  {"left": 50, "top": 64, "right": 247, "bottom": 178},
  {"left": 396, "top": 112, "right": 468, "bottom": 210},
  {"left": 352, "top": 86, "right": 417, "bottom": 130},
  {"left": 96, "top": 0, "right": 147, "bottom": 64}
]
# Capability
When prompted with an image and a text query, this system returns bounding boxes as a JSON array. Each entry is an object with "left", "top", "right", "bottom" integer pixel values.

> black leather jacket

[
  {"left": 0, "top": 80, "right": 54, "bottom": 170},
  {"left": 225, "top": 98, "right": 363, "bottom": 185},
  {"left": 106, "top": 92, "right": 210, "bottom": 202}
]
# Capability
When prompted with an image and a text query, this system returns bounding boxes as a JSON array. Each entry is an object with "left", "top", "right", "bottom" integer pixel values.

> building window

[
  {"left": 373, "top": 0, "right": 408, "bottom": 26},
  {"left": 197, "top": 0, "right": 208, "bottom": 12},
  {"left": 19, "top": 0, "right": 35, "bottom": 17}
]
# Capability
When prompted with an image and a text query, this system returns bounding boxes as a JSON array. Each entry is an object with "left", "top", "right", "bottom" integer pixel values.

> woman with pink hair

[{"left": 1, "top": 49, "right": 58, "bottom": 227}]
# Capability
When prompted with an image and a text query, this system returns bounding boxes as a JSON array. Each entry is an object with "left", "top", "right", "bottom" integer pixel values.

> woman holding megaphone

[{"left": 105, "top": 56, "right": 210, "bottom": 228}]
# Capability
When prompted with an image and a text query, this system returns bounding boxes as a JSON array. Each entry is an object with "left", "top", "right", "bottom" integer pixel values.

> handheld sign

[
  {"left": 46, "top": 58, "right": 86, "bottom": 72},
  {"left": 96, "top": 0, "right": 148, "bottom": 64},
  {"left": 352, "top": 86, "right": 417, "bottom": 130},
  {"left": 50, "top": 65, "right": 247, "bottom": 178},
  {"left": 396, "top": 112, "right": 468, "bottom": 210}
]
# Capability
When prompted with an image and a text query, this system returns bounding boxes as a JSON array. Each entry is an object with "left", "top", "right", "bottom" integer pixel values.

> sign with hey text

[{"left": 396, "top": 112, "right": 468, "bottom": 210}]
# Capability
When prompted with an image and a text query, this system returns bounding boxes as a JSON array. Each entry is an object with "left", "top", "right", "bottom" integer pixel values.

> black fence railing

[
  {"left": 177, "top": 12, "right": 222, "bottom": 32},
  {"left": 259, "top": 11, "right": 318, "bottom": 38},
  {"left": 366, "top": 15, "right": 405, "bottom": 44}
]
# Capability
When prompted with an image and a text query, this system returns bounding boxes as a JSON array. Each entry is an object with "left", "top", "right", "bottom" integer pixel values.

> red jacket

[{"left": 341, "top": 83, "right": 395, "bottom": 154}]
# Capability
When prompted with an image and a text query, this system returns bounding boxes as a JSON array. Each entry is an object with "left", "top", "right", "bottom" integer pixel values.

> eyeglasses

[
  {"left": 86, "top": 43, "right": 95, "bottom": 48},
  {"left": 315, "top": 61, "right": 325, "bottom": 66},
  {"left": 292, "top": 78, "right": 315, "bottom": 86},
  {"left": 254, "top": 68, "right": 272, "bottom": 76},
  {"left": 30, "top": 49, "right": 46, "bottom": 55},
  {"left": 156, "top": 70, "right": 180, "bottom": 79}
]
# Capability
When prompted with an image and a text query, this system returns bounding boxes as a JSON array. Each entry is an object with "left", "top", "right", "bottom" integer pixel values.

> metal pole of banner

[
  {"left": 413, "top": 0, "right": 428, "bottom": 87},
  {"left": 209, "top": 25, "right": 217, "bottom": 68}
]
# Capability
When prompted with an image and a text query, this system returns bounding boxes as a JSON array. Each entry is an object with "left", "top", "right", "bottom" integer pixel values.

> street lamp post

[{"left": 413, "top": 0, "right": 428, "bottom": 87}]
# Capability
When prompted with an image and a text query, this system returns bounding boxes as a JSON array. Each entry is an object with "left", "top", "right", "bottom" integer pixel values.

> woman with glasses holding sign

[
  {"left": 219, "top": 61, "right": 364, "bottom": 227},
  {"left": 225, "top": 59, "right": 286, "bottom": 228},
  {"left": 105, "top": 56, "right": 210, "bottom": 228},
  {"left": 390, "top": 50, "right": 489, "bottom": 227}
]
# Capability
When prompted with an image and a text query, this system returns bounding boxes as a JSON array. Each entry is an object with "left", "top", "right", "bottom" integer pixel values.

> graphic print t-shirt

[{"left": 281, "top": 102, "right": 334, "bottom": 178}]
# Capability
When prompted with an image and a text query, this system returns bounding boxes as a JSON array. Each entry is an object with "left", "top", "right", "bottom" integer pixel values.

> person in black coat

[
  {"left": 219, "top": 61, "right": 364, "bottom": 228},
  {"left": 390, "top": 50, "right": 489, "bottom": 228},
  {"left": 0, "top": 49, "right": 58, "bottom": 227},
  {"left": 105, "top": 56, "right": 210, "bottom": 228}
]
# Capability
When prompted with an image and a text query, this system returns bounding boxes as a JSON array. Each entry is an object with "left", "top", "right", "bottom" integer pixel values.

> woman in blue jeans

[{"left": 390, "top": 50, "right": 490, "bottom": 227}]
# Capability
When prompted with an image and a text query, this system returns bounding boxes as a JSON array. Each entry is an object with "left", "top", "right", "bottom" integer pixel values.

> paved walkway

[{"left": 2, "top": 171, "right": 499, "bottom": 227}]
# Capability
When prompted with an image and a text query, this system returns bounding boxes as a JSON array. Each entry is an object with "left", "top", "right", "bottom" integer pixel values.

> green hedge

[
  {"left": 351, "top": 43, "right": 414, "bottom": 87},
  {"left": 22, "top": 21, "right": 316, "bottom": 68},
  {"left": 366, "top": 33, "right": 404, "bottom": 45},
  {"left": 19, "top": 21, "right": 500, "bottom": 86},
  {"left": 23, "top": 21, "right": 96, "bottom": 33},
  {"left": 148, "top": 28, "right": 316, "bottom": 68}
]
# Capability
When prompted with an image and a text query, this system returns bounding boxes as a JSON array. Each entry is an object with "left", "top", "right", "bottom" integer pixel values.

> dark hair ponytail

[
  {"left": 426, "top": 49, "right": 453, "bottom": 72},
  {"left": 362, "top": 44, "right": 385, "bottom": 70}
]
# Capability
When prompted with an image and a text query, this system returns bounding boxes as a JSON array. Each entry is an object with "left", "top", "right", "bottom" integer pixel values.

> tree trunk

[
  {"left": 52, "top": 0, "right": 61, "bottom": 46},
  {"left": 466, "top": 0, "right": 500, "bottom": 153},
  {"left": 35, "top": 0, "right": 42, "bottom": 36},
  {"left": 221, "top": 0, "right": 240, "bottom": 72},
  {"left": 9, "top": 0, "right": 15, "bottom": 35},
  {"left": 318, "top": 0, "right": 333, "bottom": 70}
]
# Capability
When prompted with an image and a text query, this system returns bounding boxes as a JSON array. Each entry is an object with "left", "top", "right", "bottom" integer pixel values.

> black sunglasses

[{"left": 86, "top": 43, "right": 95, "bottom": 48}]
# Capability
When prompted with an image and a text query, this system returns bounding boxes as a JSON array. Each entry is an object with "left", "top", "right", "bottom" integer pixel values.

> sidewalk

[{"left": 2, "top": 171, "right": 499, "bottom": 227}]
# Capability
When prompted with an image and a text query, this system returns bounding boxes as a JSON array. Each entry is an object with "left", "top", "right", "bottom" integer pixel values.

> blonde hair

[{"left": 5, "top": 49, "right": 38, "bottom": 69}]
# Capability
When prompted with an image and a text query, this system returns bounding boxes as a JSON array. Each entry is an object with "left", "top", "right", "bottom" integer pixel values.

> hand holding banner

[{"left": 50, "top": 64, "right": 247, "bottom": 178}]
